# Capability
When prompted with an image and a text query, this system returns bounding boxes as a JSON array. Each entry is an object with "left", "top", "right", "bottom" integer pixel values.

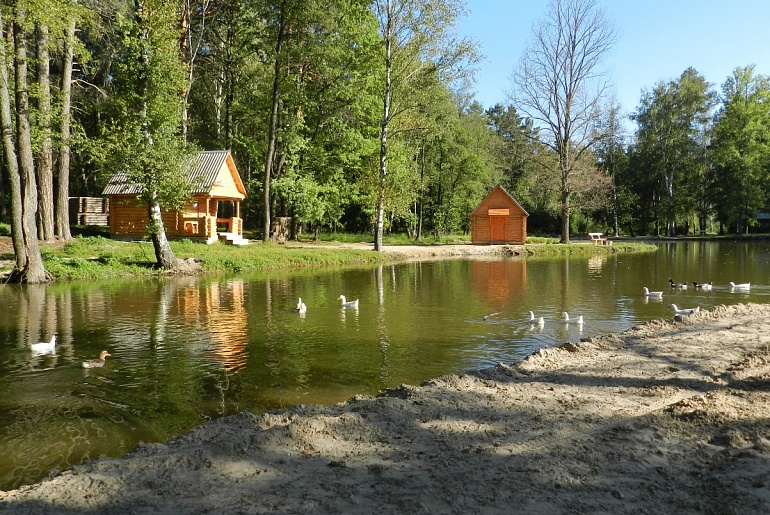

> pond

[{"left": 1, "top": 240, "right": 769, "bottom": 490}]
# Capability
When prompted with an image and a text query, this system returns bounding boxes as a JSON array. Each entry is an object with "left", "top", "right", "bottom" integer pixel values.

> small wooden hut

[
  {"left": 470, "top": 185, "right": 528, "bottom": 244},
  {"left": 103, "top": 150, "right": 247, "bottom": 244}
]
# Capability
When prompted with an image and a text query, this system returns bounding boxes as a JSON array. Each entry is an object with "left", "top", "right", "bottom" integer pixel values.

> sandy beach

[{"left": 1, "top": 302, "right": 769, "bottom": 514}]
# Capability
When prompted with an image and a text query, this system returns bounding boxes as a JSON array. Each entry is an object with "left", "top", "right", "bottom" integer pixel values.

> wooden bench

[{"left": 588, "top": 232, "right": 611, "bottom": 245}]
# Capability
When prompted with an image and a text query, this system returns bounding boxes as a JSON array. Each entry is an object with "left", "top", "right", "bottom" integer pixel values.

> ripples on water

[{"left": 1, "top": 240, "right": 770, "bottom": 489}]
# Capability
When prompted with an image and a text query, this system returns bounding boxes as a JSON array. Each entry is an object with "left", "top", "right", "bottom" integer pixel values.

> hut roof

[
  {"left": 470, "top": 185, "right": 529, "bottom": 217},
  {"left": 102, "top": 150, "right": 246, "bottom": 198}
]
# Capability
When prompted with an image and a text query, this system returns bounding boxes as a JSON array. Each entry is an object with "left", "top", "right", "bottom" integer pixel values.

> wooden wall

[
  {"left": 471, "top": 214, "right": 527, "bottom": 244},
  {"left": 109, "top": 197, "right": 189, "bottom": 238}
]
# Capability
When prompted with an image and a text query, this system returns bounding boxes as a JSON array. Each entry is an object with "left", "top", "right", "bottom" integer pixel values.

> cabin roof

[
  {"left": 102, "top": 150, "right": 246, "bottom": 198},
  {"left": 470, "top": 184, "right": 529, "bottom": 217}
]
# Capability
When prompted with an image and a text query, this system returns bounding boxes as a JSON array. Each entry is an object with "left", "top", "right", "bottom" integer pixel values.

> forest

[{"left": 1, "top": 0, "right": 770, "bottom": 281}]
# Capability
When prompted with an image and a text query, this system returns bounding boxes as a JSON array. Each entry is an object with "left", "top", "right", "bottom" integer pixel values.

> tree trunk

[
  {"left": 375, "top": 1, "right": 392, "bottom": 252},
  {"left": 55, "top": 17, "right": 75, "bottom": 240},
  {"left": 0, "top": 14, "right": 25, "bottom": 269},
  {"left": 13, "top": 9, "right": 48, "bottom": 283},
  {"left": 36, "top": 23, "right": 54, "bottom": 241},
  {"left": 148, "top": 198, "right": 176, "bottom": 269},
  {"left": 559, "top": 150, "right": 571, "bottom": 244},
  {"left": 263, "top": 4, "right": 286, "bottom": 242}
]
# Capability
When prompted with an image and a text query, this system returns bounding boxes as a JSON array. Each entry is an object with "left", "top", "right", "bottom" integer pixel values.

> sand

[{"left": 1, "top": 303, "right": 769, "bottom": 514}]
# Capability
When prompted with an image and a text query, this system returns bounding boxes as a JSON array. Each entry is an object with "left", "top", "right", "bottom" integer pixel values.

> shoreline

[{"left": 2, "top": 303, "right": 770, "bottom": 514}]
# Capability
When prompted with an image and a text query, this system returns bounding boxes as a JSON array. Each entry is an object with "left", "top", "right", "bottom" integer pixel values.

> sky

[{"left": 458, "top": 0, "right": 770, "bottom": 121}]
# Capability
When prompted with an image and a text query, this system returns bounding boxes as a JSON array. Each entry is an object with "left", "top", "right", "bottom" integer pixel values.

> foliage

[
  {"left": 5, "top": 0, "right": 770, "bottom": 248},
  {"left": 91, "top": 1, "right": 197, "bottom": 218},
  {"left": 631, "top": 68, "right": 716, "bottom": 236},
  {"left": 709, "top": 66, "right": 770, "bottom": 234}
]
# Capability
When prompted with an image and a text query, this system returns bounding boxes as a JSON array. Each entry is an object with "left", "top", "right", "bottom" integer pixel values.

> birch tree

[
  {"left": 99, "top": 0, "right": 196, "bottom": 270},
  {"left": 372, "top": 0, "right": 475, "bottom": 251}
]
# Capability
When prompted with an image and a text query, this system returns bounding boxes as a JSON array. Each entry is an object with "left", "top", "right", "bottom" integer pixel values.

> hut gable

[{"left": 471, "top": 185, "right": 529, "bottom": 245}]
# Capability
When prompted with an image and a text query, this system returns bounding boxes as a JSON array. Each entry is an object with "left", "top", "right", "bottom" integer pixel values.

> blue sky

[{"left": 458, "top": 0, "right": 770, "bottom": 120}]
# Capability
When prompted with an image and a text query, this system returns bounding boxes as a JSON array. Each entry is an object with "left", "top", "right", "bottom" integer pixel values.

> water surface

[{"left": 1, "top": 240, "right": 768, "bottom": 489}]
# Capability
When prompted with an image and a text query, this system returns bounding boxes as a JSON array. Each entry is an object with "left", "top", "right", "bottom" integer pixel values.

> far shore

[{"left": 2, "top": 303, "right": 769, "bottom": 514}]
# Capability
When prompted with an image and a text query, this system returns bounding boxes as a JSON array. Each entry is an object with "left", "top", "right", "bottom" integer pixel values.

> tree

[
  {"left": 372, "top": 0, "right": 476, "bottom": 251},
  {"left": 0, "top": 6, "right": 25, "bottom": 271},
  {"left": 512, "top": 0, "right": 617, "bottom": 243},
  {"left": 55, "top": 7, "right": 77, "bottom": 240},
  {"left": 593, "top": 98, "right": 627, "bottom": 236},
  {"left": 98, "top": 0, "right": 196, "bottom": 269},
  {"left": 710, "top": 66, "right": 770, "bottom": 234},
  {"left": 5, "top": 2, "right": 49, "bottom": 283},
  {"left": 632, "top": 68, "right": 715, "bottom": 235}
]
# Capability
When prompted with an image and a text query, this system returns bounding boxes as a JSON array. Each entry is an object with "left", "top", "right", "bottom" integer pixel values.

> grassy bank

[
  {"left": 29, "top": 237, "right": 388, "bottom": 280},
  {"left": 524, "top": 240, "right": 658, "bottom": 255},
  {"left": 0, "top": 231, "right": 657, "bottom": 281}
]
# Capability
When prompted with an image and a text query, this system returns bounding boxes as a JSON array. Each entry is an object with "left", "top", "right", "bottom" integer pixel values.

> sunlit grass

[{"left": 39, "top": 235, "right": 388, "bottom": 280}]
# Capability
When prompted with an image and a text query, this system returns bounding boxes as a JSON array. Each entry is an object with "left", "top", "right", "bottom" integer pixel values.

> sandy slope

[{"left": 2, "top": 303, "right": 770, "bottom": 514}]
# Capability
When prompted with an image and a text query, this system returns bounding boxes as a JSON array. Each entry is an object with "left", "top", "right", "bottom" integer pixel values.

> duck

[
  {"left": 729, "top": 281, "right": 751, "bottom": 291},
  {"left": 338, "top": 295, "right": 359, "bottom": 308},
  {"left": 642, "top": 287, "right": 663, "bottom": 298},
  {"left": 671, "top": 304, "right": 700, "bottom": 316},
  {"left": 82, "top": 350, "right": 111, "bottom": 369},
  {"left": 482, "top": 312, "right": 501, "bottom": 321},
  {"left": 294, "top": 297, "right": 307, "bottom": 314},
  {"left": 668, "top": 278, "right": 687, "bottom": 290},
  {"left": 561, "top": 312, "right": 584, "bottom": 324},
  {"left": 31, "top": 335, "right": 56, "bottom": 353},
  {"left": 692, "top": 281, "right": 713, "bottom": 290},
  {"left": 528, "top": 311, "right": 545, "bottom": 325}
]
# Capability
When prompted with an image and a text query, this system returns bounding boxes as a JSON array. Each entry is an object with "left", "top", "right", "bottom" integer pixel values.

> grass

[
  {"left": 37, "top": 235, "right": 389, "bottom": 280},
  {"left": 2, "top": 228, "right": 657, "bottom": 281}
]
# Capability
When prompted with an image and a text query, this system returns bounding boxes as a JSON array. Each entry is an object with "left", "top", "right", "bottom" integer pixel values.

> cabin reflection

[
  {"left": 176, "top": 279, "right": 248, "bottom": 373},
  {"left": 470, "top": 259, "right": 527, "bottom": 303}
]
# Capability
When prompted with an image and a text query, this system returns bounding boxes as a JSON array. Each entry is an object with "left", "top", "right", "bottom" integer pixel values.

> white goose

[
  {"left": 729, "top": 281, "right": 751, "bottom": 291},
  {"left": 561, "top": 312, "right": 583, "bottom": 324},
  {"left": 692, "top": 281, "right": 713, "bottom": 291},
  {"left": 642, "top": 287, "right": 663, "bottom": 298},
  {"left": 671, "top": 304, "right": 700, "bottom": 316},
  {"left": 294, "top": 297, "right": 307, "bottom": 314},
  {"left": 528, "top": 311, "right": 545, "bottom": 325},
  {"left": 338, "top": 295, "right": 359, "bottom": 308},
  {"left": 31, "top": 335, "right": 56, "bottom": 353}
]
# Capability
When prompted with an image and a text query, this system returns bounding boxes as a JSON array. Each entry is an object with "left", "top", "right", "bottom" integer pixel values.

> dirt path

[
  {"left": 289, "top": 241, "right": 528, "bottom": 260},
  {"left": 2, "top": 304, "right": 770, "bottom": 514}
]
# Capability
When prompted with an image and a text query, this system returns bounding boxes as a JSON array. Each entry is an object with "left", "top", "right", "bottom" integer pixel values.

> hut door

[
  {"left": 489, "top": 209, "right": 509, "bottom": 242},
  {"left": 490, "top": 216, "right": 507, "bottom": 242}
]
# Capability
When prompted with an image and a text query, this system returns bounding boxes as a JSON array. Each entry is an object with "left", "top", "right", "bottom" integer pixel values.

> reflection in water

[
  {"left": 588, "top": 255, "right": 607, "bottom": 275},
  {"left": 470, "top": 259, "right": 526, "bottom": 309}
]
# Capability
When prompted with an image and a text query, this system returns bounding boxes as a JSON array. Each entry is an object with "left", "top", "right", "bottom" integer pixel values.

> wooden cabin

[
  {"left": 103, "top": 150, "right": 247, "bottom": 244},
  {"left": 470, "top": 185, "right": 528, "bottom": 244}
]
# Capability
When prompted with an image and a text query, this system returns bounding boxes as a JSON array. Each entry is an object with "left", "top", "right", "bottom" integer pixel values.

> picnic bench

[{"left": 588, "top": 232, "right": 612, "bottom": 246}]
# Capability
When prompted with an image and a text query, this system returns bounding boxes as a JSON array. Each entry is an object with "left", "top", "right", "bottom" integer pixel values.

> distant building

[
  {"left": 470, "top": 185, "right": 528, "bottom": 245},
  {"left": 103, "top": 150, "right": 247, "bottom": 245}
]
